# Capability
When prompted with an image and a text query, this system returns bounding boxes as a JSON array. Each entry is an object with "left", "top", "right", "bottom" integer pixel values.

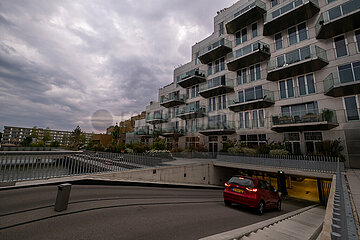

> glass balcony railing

[
  {"left": 265, "top": 0, "right": 318, "bottom": 23},
  {"left": 199, "top": 121, "right": 236, "bottom": 131},
  {"left": 315, "top": 0, "right": 360, "bottom": 38},
  {"left": 135, "top": 128, "right": 151, "bottom": 136},
  {"left": 160, "top": 126, "right": 185, "bottom": 135},
  {"left": 177, "top": 69, "right": 206, "bottom": 83},
  {"left": 224, "top": 0, "right": 266, "bottom": 34},
  {"left": 177, "top": 105, "right": 206, "bottom": 115},
  {"left": 146, "top": 114, "right": 168, "bottom": 123},
  {"left": 199, "top": 76, "right": 234, "bottom": 92},
  {"left": 323, "top": 67, "right": 360, "bottom": 96},
  {"left": 226, "top": 41, "right": 270, "bottom": 70},
  {"left": 198, "top": 38, "right": 232, "bottom": 58},
  {"left": 272, "top": 109, "right": 338, "bottom": 126},
  {"left": 228, "top": 89, "right": 274, "bottom": 105},
  {"left": 160, "top": 94, "right": 187, "bottom": 104}
]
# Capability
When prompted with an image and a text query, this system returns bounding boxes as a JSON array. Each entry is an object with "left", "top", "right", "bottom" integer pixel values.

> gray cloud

[{"left": 0, "top": 0, "right": 237, "bottom": 133}]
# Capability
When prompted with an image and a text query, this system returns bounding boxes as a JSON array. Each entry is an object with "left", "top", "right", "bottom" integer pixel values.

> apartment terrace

[
  {"left": 177, "top": 69, "right": 207, "bottom": 88},
  {"left": 199, "top": 76, "right": 234, "bottom": 98},
  {"left": 226, "top": 41, "right": 270, "bottom": 71},
  {"left": 225, "top": 0, "right": 266, "bottom": 34},
  {"left": 198, "top": 38, "right": 232, "bottom": 64},
  {"left": 267, "top": 45, "right": 328, "bottom": 81},
  {"left": 228, "top": 89, "right": 275, "bottom": 112},
  {"left": 271, "top": 109, "right": 339, "bottom": 132},
  {"left": 263, "top": 0, "right": 320, "bottom": 36},
  {"left": 176, "top": 105, "right": 207, "bottom": 120},
  {"left": 315, "top": 0, "right": 360, "bottom": 39}
]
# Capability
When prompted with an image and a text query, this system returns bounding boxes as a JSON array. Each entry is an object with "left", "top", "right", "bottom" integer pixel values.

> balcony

[
  {"left": 199, "top": 76, "right": 234, "bottom": 98},
  {"left": 176, "top": 106, "right": 206, "bottom": 120},
  {"left": 135, "top": 128, "right": 152, "bottom": 137},
  {"left": 198, "top": 38, "right": 232, "bottom": 64},
  {"left": 145, "top": 114, "right": 168, "bottom": 125},
  {"left": 315, "top": 0, "right": 360, "bottom": 39},
  {"left": 160, "top": 94, "right": 186, "bottom": 108},
  {"left": 177, "top": 69, "right": 207, "bottom": 88},
  {"left": 271, "top": 109, "right": 339, "bottom": 133},
  {"left": 267, "top": 45, "right": 328, "bottom": 81},
  {"left": 225, "top": 0, "right": 267, "bottom": 34},
  {"left": 199, "top": 121, "right": 236, "bottom": 136},
  {"left": 226, "top": 41, "right": 270, "bottom": 71},
  {"left": 228, "top": 89, "right": 275, "bottom": 112},
  {"left": 263, "top": 0, "right": 320, "bottom": 36},
  {"left": 324, "top": 70, "right": 360, "bottom": 97},
  {"left": 160, "top": 127, "right": 185, "bottom": 137}
]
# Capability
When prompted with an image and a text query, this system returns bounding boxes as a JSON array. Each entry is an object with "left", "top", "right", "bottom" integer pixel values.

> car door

[
  {"left": 258, "top": 180, "right": 270, "bottom": 207},
  {"left": 266, "top": 182, "right": 278, "bottom": 207}
]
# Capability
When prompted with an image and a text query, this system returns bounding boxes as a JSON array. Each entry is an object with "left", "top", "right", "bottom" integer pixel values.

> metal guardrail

[
  {"left": 329, "top": 170, "right": 358, "bottom": 239},
  {"left": 216, "top": 153, "right": 344, "bottom": 173},
  {"left": 0, "top": 151, "right": 170, "bottom": 182}
]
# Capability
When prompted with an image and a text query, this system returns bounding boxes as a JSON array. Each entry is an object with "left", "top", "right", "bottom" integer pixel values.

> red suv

[{"left": 223, "top": 176, "right": 281, "bottom": 215}]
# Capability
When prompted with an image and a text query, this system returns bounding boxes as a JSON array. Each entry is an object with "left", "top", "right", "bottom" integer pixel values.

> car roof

[{"left": 232, "top": 175, "right": 259, "bottom": 182}]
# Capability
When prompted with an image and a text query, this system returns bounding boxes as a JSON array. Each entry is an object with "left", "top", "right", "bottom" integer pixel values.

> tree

[
  {"left": 21, "top": 136, "right": 33, "bottom": 147},
  {"left": 71, "top": 126, "right": 82, "bottom": 150},
  {"left": 112, "top": 124, "right": 120, "bottom": 145},
  {"left": 43, "top": 127, "right": 51, "bottom": 143},
  {"left": 0, "top": 132, "right": 2, "bottom": 140}
]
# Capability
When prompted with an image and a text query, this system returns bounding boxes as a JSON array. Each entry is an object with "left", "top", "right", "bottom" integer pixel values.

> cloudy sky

[{"left": 0, "top": 0, "right": 237, "bottom": 133}]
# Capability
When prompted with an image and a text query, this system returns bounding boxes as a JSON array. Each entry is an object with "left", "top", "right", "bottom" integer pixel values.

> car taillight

[
  {"left": 246, "top": 187, "right": 258, "bottom": 192},
  {"left": 224, "top": 183, "right": 230, "bottom": 187}
]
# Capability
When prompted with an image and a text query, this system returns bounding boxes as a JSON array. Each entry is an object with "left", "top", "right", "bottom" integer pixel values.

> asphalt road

[{"left": 0, "top": 184, "right": 313, "bottom": 240}]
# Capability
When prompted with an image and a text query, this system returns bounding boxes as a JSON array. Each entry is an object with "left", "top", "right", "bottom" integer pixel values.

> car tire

[
  {"left": 277, "top": 200, "right": 281, "bottom": 211},
  {"left": 257, "top": 201, "right": 265, "bottom": 215},
  {"left": 224, "top": 200, "right": 232, "bottom": 207}
]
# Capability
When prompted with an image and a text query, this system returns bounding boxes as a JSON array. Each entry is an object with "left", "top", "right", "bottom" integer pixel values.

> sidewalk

[{"left": 346, "top": 169, "right": 360, "bottom": 230}]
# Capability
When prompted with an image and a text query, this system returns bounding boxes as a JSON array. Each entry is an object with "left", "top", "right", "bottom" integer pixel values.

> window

[
  {"left": 355, "top": 30, "right": 360, "bottom": 52},
  {"left": 218, "top": 95, "right": 226, "bottom": 110},
  {"left": 195, "top": 52, "right": 200, "bottom": 65},
  {"left": 271, "top": 0, "right": 279, "bottom": 8},
  {"left": 281, "top": 101, "right": 318, "bottom": 117},
  {"left": 208, "top": 97, "right": 216, "bottom": 112},
  {"left": 208, "top": 63, "right": 212, "bottom": 76},
  {"left": 279, "top": 79, "right": 295, "bottom": 99},
  {"left": 304, "top": 132, "right": 323, "bottom": 154},
  {"left": 238, "top": 85, "right": 263, "bottom": 103},
  {"left": 239, "top": 134, "right": 266, "bottom": 148},
  {"left": 334, "top": 35, "right": 348, "bottom": 58},
  {"left": 284, "top": 133, "right": 301, "bottom": 154},
  {"left": 235, "top": 27, "right": 248, "bottom": 45},
  {"left": 344, "top": 96, "right": 359, "bottom": 121},
  {"left": 288, "top": 23, "right": 308, "bottom": 46},
  {"left": 249, "top": 64, "right": 261, "bottom": 81},
  {"left": 215, "top": 58, "right": 225, "bottom": 73},
  {"left": 298, "top": 74, "right": 315, "bottom": 96},
  {"left": 275, "top": 32, "right": 283, "bottom": 50},
  {"left": 276, "top": 46, "right": 311, "bottom": 68},
  {"left": 219, "top": 21, "right": 224, "bottom": 36},
  {"left": 191, "top": 85, "right": 199, "bottom": 98},
  {"left": 237, "top": 68, "right": 247, "bottom": 85},
  {"left": 338, "top": 61, "right": 360, "bottom": 84},
  {"left": 252, "top": 23, "right": 258, "bottom": 38},
  {"left": 239, "top": 110, "right": 265, "bottom": 129}
]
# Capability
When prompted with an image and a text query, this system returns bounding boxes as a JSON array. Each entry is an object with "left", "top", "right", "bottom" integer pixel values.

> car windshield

[{"left": 227, "top": 177, "right": 254, "bottom": 188}]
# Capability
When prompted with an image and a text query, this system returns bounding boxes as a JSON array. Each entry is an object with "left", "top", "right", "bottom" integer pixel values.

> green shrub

[
  {"left": 228, "top": 147, "right": 241, "bottom": 154},
  {"left": 132, "top": 143, "right": 150, "bottom": 153},
  {"left": 152, "top": 138, "right": 166, "bottom": 150},
  {"left": 241, "top": 147, "right": 257, "bottom": 155},
  {"left": 269, "top": 149, "right": 289, "bottom": 156}
]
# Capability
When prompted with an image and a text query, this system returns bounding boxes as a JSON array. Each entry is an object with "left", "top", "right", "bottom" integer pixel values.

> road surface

[{"left": 0, "top": 184, "right": 313, "bottom": 240}]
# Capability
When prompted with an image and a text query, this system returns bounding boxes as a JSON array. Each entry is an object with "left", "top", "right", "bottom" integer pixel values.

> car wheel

[
  {"left": 224, "top": 200, "right": 232, "bottom": 207},
  {"left": 277, "top": 201, "right": 281, "bottom": 211},
  {"left": 257, "top": 201, "right": 264, "bottom": 215}
]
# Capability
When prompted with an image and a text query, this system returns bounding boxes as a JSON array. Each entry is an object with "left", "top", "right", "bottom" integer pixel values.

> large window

[
  {"left": 279, "top": 79, "right": 295, "bottom": 99},
  {"left": 237, "top": 68, "right": 247, "bottom": 85},
  {"left": 334, "top": 35, "right": 348, "bottom": 58},
  {"left": 344, "top": 96, "right": 359, "bottom": 121},
  {"left": 298, "top": 74, "right": 316, "bottom": 96},
  {"left": 276, "top": 46, "right": 311, "bottom": 68},
  {"left": 235, "top": 28, "right": 248, "bottom": 46},
  {"left": 304, "top": 132, "right": 323, "bottom": 154},
  {"left": 281, "top": 101, "right": 318, "bottom": 117},
  {"left": 239, "top": 110, "right": 265, "bottom": 129},
  {"left": 208, "top": 63, "right": 212, "bottom": 76},
  {"left": 208, "top": 97, "right": 216, "bottom": 112},
  {"left": 356, "top": 30, "right": 360, "bottom": 52},
  {"left": 249, "top": 64, "right": 261, "bottom": 81},
  {"left": 208, "top": 115, "right": 227, "bottom": 128},
  {"left": 338, "top": 61, "right": 360, "bottom": 84},
  {"left": 215, "top": 58, "right": 225, "bottom": 73},
  {"left": 219, "top": 22, "right": 224, "bottom": 36},
  {"left": 271, "top": 0, "right": 279, "bottom": 8},
  {"left": 239, "top": 134, "right": 266, "bottom": 148},
  {"left": 275, "top": 32, "right": 283, "bottom": 51},
  {"left": 284, "top": 133, "right": 301, "bottom": 154},
  {"left": 252, "top": 23, "right": 258, "bottom": 38},
  {"left": 288, "top": 22, "right": 308, "bottom": 45},
  {"left": 218, "top": 95, "right": 227, "bottom": 110},
  {"left": 238, "top": 85, "right": 263, "bottom": 103},
  {"left": 191, "top": 85, "right": 199, "bottom": 98}
]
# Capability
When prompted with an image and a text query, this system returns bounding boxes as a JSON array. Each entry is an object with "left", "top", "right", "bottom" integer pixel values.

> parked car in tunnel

[{"left": 223, "top": 176, "right": 281, "bottom": 215}]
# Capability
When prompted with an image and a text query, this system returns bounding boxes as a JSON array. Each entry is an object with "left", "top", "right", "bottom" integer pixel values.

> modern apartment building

[
  {"left": 1, "top": 126, "right": 93, "bottom": 146},
  {"left": 135, "top": 0, "right": 360, "bottom": 167}
]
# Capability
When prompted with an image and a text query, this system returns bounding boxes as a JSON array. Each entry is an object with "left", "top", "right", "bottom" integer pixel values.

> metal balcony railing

[
  {"left": 160, "top": 94, "right": 187, "bottom": 104},
  {"left": 177, "top": 69, "right": 206, "bottom": 83},
  {"left": 228, "top": 89, "right": 274, "bottom": 105},
  {"left": 177, "top": 105, "right": 206, "bottom": 115},
  {"left": 199, "top": 121, "right": 236, "bottom": 131},
  {"left": 225, "top": 0, "right": 266, "bottom": 24},
  {"left": 199, "top": 76, "right": 234, "bottom": 92},
  {"left": 272, "top": 109, "right": 338, "bottom": 126},
  {"left": 198, "top": 38, "right": 232, "bottom": 57}
]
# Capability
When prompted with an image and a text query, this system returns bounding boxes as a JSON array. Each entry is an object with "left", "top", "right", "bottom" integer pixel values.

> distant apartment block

[
  {"left": 135, "top": 0, "right": 360, "bottom": 167},
  {"left": 1, "top": 126, "right": 93, "bottom": 146}
]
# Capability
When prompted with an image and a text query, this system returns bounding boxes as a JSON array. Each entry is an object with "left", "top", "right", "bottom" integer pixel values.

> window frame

[
  {"left": 355, "top": 29, "right": 360, "bottom": 53},
  {"left": 333, "top": 34, "right": 349, "bottom": 58},
  {"left": 287, "top": 22, "right": 309, "bottom": 46},
  {"left": 279, "top": 78, "right": 295, "bottom": 99},
  {"left": 343, "top": 95, "right": 360, "bottom": 121},
  {"left": 297, "top": 73, "right": 316, "bottom": 96},
  {"left": 274, "top": 32, "right": 283, "bottom": 51}
]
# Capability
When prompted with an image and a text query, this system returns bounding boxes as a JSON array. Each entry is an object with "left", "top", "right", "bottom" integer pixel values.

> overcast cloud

[{"left": 0, "top": 0, "right": 237, "bottom": 133}]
